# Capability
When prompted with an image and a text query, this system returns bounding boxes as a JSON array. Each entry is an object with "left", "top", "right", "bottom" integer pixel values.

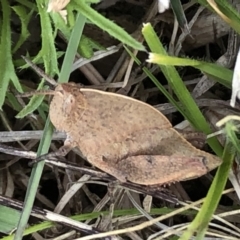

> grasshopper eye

[{"left": 62, "top": 94, "right": 75, "bottom": 115}]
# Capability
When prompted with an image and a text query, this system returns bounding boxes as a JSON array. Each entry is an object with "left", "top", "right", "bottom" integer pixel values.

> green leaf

[
  {"left": 37, "top": 2, "right": 59, "bottom": 76},
  {"left": 11, "top": 5, "right": 31, "bottom": 53},
  {"left": 78, "top": 35, "right": 94, "bottom": 58},
  {"left": 6, "top": 92, "right": 22, "bottom": 111},
  {"left": 0, "top": 0, "right": 23, "bottom": 109},
  {"left": 0, "top": 206, "right": 21, "bottom": 234},
  {"left": 15, "top": 79, "right": 46, "bottom": 119}
]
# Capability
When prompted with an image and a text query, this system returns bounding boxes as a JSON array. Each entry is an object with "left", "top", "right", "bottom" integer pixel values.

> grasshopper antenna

[
  {"left": 21, "top": 55, "right": 57, "bottom": 87},
  {"left": 17, "top": 56, "right": 59, "bottom": 97}
]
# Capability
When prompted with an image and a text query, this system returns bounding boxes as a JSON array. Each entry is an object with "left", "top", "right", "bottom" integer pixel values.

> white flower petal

[
  {"left": 230, "top": 47, "right": 240, "bottom": 107},
  {"left": 158, "top": 0, "right": 170, "bottom": 13}
]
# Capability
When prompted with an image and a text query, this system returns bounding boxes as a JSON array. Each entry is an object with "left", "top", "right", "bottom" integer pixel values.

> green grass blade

[
  {"left": 72, "top": 0, "right": 145, "bottom": 51},
  {"left": 171, "top": 0, "right": 189, "bottom": 32},
  {"left": 13, "top": 12, "right": 86, "bottom": 240},
  {"left": 147, "top": 53, "right": 232, "bottom": 89},
  {"left": 197, "top": 0, "right": 240, "bottom": 34},
  {"left": 50, "top": 11, "right": 102, "bottom": 59},
  {"left": 141, "top": 23, "right": 223, "bottom": 157},
  {"left": 58, "top": 13, "right": 86, "bottom": 83},
  {"left": 13, "top": 119, "right": 53, "bottom": 240},
  {"left": 141, "top": 24, "right": 233, "bottom": 239},
  {"left": 0, "top": 0, "right": 23, "bottom": 109},
  {"left": 179, "top": 143, "right": 234, "bottom": 239}
]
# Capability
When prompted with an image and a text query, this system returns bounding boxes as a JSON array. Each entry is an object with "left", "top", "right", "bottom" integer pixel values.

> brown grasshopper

[{"left": 24, "top": 82, "right": 221, "bottom": 186}]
